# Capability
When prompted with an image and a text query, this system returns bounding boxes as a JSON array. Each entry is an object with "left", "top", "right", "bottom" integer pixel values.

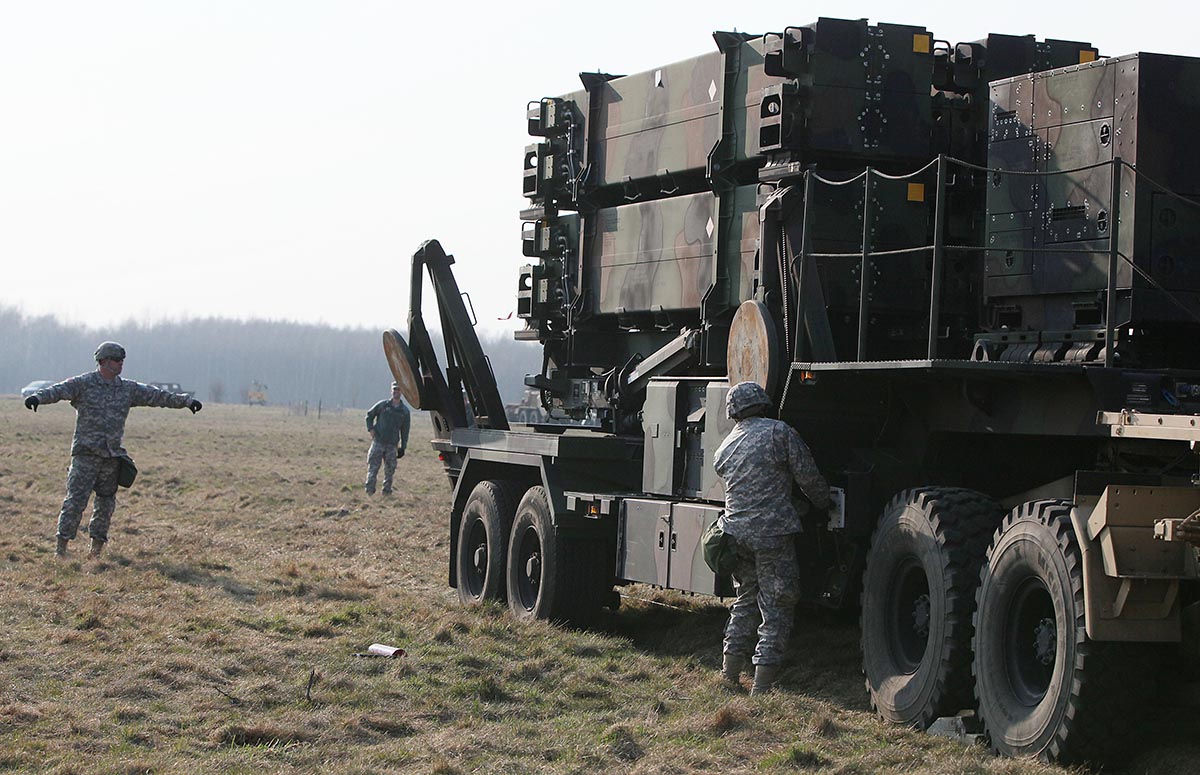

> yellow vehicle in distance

[{"left": 247, "top": 381, "right": 268, "bottom": 406}]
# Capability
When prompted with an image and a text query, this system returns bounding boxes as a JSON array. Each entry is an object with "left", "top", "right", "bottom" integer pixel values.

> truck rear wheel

[
  {"left": 455, "top": 480, "right": 521, "bottom": 605},
  {"left": 862, "top": 487, "right": 1002, "bottom": 728},
  {"left": 973, "top": 500, "right": 1146, "bottom": 764},
  {"left": 506, "top": 486, "right": 603, "bottom": 625}
]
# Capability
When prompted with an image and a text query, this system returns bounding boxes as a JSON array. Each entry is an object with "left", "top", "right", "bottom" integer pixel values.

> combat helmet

[
  {"left": 726, "top": 381, "right": 772, "bottom": 420},
  {"left": 94, "top": 341, "right": 126, "bottom": 362}
]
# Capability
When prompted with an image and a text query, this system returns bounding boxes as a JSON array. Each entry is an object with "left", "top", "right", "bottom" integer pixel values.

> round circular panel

[
  {"left": 727, "top": 300, "right": 781, "bottom": 394},
  {"left": 382, "top": 329, "right": 427, "bottom": 409}
]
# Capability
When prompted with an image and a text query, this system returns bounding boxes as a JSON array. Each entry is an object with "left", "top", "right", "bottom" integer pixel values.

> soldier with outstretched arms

[{"left": 25, "top": 341, "right": 202, "bottom": 558}]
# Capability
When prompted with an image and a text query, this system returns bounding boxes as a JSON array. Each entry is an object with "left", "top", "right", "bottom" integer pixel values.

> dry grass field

[{"left": 1, "top": 397, "right": 1196, "bottom": 774}]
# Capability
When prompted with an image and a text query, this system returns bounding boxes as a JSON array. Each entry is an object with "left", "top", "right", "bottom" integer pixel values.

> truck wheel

[
  {"left": 506, "top": 486, "right": 602, "bottom": 625},
  {"left": 862, "top": 487, "right": 1002, "bottom": 728},
  {"left": 455, "top": 480, "right": 521, "bottom": 605},
  {"left": 974, "top": 500, "right": 1147, "bottom": 764}
]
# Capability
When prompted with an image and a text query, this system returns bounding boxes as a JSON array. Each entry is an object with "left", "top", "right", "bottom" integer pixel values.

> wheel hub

[
  {"left": 1004, "top": 577, "right": 1057, "bottom": 705},
  {"left": 1033, "top": 617, "right": 1056, "bottom": 665},
  {"left": 462, "top": 518, "right": 489, "bottom": 597},
  {"left": 525, "top": 553, "right": 541, "bottom": 587},
  {"left": 888, "top": 559, "right": 932, "bottom": 671},
  {"left": 514, "top": 525, "right": 544, "bottom": 613},
  {"left": 912, "top": 593, "right": 931, "bottom": 639}
]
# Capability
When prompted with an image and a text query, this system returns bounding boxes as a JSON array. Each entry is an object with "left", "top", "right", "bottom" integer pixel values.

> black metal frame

[{"left": 785, "top": 155, "right": 1157, "bottom": 367}]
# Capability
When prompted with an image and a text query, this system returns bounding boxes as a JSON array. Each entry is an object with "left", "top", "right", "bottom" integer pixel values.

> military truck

[
  {"left": 247, "top": 381, "right": 268, "bottom": 406},
  {"left": 383, "top": 17, "right": 1200, "bottom": 764},
  {"left": 505, "top": 387, "right": 548, "bottom": 424},
  {"left": 147, "top": 382, "right": 194, "bottom": 399}
]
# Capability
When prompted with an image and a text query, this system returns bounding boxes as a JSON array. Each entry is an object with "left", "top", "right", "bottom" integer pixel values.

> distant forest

[{"left": 0, "top": 305, "right": 543, "bottom": 409}]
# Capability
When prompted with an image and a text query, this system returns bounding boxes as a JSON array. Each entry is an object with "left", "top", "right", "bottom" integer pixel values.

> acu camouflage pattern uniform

[
  {"left": 33, "top": 348, "right": 195, "bottom": 545},
  {"left": 364, "top": 389, "right": 410, "bottom": 495},
  {"left": 714, "top": 382, "right": 830, "bottom": 678}
]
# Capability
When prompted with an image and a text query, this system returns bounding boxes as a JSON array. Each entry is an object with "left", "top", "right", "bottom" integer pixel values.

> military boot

[
  {"left": 55, "top": 537, "right": 69, "bottom": 559},
  {"left": 89, "top": 538, "right": 105, "bottom": 557},
  {"left": 720, "top": 653, "right": 747, "bottom": 689},
  {"left": 750, "top": 663, "right": 780, "bottom": 696}
]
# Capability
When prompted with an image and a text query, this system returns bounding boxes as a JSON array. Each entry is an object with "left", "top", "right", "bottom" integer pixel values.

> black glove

[
  {"left": 189, "top": 399, "right": 203, "bottom": 414},
  {"left": 25, "top": 396, "right": 38, "bottom": 412},
  {"left": 397, "top": 447, "right": 405, "bottom": 459}
]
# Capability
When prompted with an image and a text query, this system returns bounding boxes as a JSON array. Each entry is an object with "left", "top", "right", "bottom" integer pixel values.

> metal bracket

[{"left": 1156, "top": 508, "right": 1200, "bottom": 546}]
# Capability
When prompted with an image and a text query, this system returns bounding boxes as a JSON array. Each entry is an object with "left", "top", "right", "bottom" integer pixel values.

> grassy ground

[{"left": 0, "top": 398, "right": 1195, "bottom": 775}]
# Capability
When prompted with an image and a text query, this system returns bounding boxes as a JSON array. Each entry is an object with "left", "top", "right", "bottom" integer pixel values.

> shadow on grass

[
  {"left": 155, "top": 561, "right": 258, "bottom": 599},
  {"left": 599, "top": 591, "right": 1200, "bottom": 769},
  {"left": 597, "top": 596, "right": 869, "bottom": 710},
  {"left": 597, "top": 597, "right": 726, "bottom": 658},
  {"left": 1122, "top": 687, "right": 1200, "bottom": 775}
]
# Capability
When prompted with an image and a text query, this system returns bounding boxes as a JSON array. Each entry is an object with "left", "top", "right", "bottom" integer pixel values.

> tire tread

[
  {"left": 862, "top": 486, "right": 1004, "bottom": 727},
  {"left": 509, "top": 486, "right": 606, "bottom": 626},
  {"left": 974, "top": 499, "right": 1152, "bottom": 764},
  {"left": 457, "top": 479, "right": 523, "bottom": 604}
]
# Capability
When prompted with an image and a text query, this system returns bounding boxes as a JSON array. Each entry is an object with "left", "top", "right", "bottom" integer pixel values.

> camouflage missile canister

[
  {"left": 983, "top": 53, "right": 1200, "bottom": 365},
  {"left": 524, "top": 34, "right": 771, "bottom": 210},
  {"left": 953, "top": 34, "right": 1099, "bottom": 89},
  {"left": 520, "top": 34, "right": 775, "bottom": 376},
  {"left": 586, "top": 185, "right": 758, "bottom": 322},
  {"left": 589, "top": 192, "right": 717, "bottom": 318},
  {"left": 518, "top": 17, "right": 1200, "bottom": 390},
  {"left": 517, "top": 184, "right": 758, "bottom": 381},
  {"left": 759, "top": 19, "right": 937, "bottom": 165},
  {"left": 588, "top": 49, "right": 727, "bottom": 194},
  {"left": 937, "top": 35, "right": 1098, "bottom": 161}
]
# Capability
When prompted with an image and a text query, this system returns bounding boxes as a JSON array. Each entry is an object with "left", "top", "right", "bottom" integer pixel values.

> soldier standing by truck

[
  {"left": 714, "top": 381, "right": 831, "bottom": 694},
  {"left": 363, "top": 382, "right": 411, "bottom": 495},
  {"left": 24, "top": 341, "right": 202, "bottom": 558}
]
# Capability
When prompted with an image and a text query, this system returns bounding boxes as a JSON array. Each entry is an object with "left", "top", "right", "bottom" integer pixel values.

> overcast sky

[{"left": 2, "top": 1, "right": 1195, "bottom": 337}]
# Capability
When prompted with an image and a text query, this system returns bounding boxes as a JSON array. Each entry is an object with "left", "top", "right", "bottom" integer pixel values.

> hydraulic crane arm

[{"left": 383, "top": 240, "right": 509, "bottom": 433}]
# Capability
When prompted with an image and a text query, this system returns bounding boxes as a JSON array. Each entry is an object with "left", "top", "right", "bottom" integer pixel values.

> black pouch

[{"left": 117, "top": 455, "right": 138, "bottom": 489}]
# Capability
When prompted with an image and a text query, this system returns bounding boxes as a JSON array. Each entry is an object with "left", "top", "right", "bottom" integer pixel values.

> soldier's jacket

[
  {"left": 714, "top": 417, "right": 831, "bottom": 548},
  {"left": 35, "top": 372, "right": 192, "bottom": 457},
  {"left": 366, "top": 399, "right": 410, "bottom": 449}
]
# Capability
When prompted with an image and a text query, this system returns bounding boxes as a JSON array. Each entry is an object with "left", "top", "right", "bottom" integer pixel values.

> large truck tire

[
  {"left": 506, "top": 485, "right": 604, "bottom": 625},
  {"left": 973, "top": 500, "right": 1149, "bottom": 764},
  {"left": 862, "top": 487, "right": 1003, "bottom": 728},
  {"left": 455, "top": 480, "right": 522, "bottom": 605}
]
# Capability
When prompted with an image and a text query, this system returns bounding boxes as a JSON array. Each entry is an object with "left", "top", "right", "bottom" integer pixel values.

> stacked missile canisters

[{"left": 516, "top": 16, "right": 1200, "bottom": 406}]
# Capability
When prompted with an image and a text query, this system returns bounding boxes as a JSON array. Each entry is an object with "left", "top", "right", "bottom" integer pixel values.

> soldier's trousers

[
  {"left": 365, "top": 441, "right": 397, "bottom": 493},
  {"left": 57, "top": 454, "right": 120, "bottom": 543},
  {"left": 723, "top": 536, "right": 800, "bottom": 666}
]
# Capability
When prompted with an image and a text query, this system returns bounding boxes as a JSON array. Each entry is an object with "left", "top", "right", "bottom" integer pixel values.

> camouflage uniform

[
  {"left": 34, "top": 370, "right": 194, "bottom": 543},
  {"left": 714, "top": 382, "right": 830, "bottom": 668},
  {"left": 364, "top": 396, "right": 410, "bottom": 495}
]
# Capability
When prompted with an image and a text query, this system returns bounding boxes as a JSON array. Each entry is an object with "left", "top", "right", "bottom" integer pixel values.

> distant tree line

[{"left": 0, "top": 305, "right": 542, "bottom": 409}]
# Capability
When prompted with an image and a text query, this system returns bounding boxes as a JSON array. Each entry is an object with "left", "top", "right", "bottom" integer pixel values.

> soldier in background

[
  {"left": 713, "top": 381, "right": 831, "bottom": 694},
  {"left": 363, "top": 382, "right": 411, "bottom": 495},
  {"left": 25, "top": 341, "right": 202, "bottom": 558}
]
